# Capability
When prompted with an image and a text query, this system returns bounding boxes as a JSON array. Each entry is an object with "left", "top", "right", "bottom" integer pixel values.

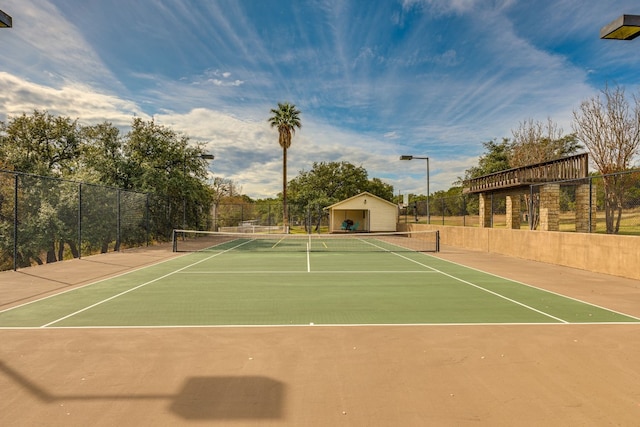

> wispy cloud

[{"left": 2, "top": 0, "right": 639, "bottom": 198}]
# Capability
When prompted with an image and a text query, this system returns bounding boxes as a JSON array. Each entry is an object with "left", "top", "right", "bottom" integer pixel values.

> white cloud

[
  {"left": 4, "top": 0, "right": 634, "bottom": 199},
  {"left": 3, "top": 0, "right": 123, "bottom": 91},
  {"left": 0, "top": 72, "right": 144, "bottom": 125}
]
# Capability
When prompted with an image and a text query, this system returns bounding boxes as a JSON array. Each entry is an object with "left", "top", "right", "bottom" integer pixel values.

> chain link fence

[
  {"left": 0, "top": 170, "right": 185, "bottom": 271},
  {"left": 4, "top": 169, "right": 638, "bottom": 271},
  {"left": 213, "top": 202, "right": 329, "bottom": 233}
]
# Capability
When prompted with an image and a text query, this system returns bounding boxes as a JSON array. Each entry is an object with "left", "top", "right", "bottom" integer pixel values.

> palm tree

[{"left": 268, "top": 102, "right": 301, "bottom": 232}]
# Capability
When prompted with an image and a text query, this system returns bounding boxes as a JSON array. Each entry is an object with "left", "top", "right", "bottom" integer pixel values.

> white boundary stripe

[
  {"left": 40, "top": 240, "right": 254, "bottom": 328},
  {"left": 423, "top": 253, "right": 640, "bottom": 322},
  {"left": 2, "top": 320, "right": 640, "bottom": 330}
]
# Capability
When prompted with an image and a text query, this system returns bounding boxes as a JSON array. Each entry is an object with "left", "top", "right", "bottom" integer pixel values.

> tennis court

[
  {"left": 2, "top": 234, "right": 640, "bottom": 426},
  {"left": 1, "top": 231, "right": 637, "bottom": 328}
]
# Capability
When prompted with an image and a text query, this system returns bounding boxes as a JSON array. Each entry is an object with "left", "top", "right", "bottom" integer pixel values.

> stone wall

[{"left": 400, "top": 223, "right": 640, "bottom": 281}]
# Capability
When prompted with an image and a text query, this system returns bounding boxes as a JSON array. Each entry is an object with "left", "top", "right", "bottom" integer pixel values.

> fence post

[
  {"left": 13, "top": 173, "right": 18, "bottom": 271},
  {"left": 588, "top": 177, "right": 593, "bottom": 233},
  {"left": 78, "top": 183, "right": 82, "bottom": 259},
  {"left": 463, "top": 195, "right": 466, "bottom": 227},
  {"left": 116, "top": 189, "right": 121, "bottom": 251},
  {"left": 146, "top": 193, "right": 150, "bottom": 246}
]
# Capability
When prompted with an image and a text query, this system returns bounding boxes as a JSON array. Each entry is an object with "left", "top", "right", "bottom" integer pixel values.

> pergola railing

[{"left": 463, "top": 153, "right": 589, "bottom": 194}]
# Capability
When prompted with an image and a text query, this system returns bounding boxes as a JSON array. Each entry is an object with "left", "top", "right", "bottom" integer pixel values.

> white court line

[
  {"left": 358, "top": 238, "right": 569, "bottom": 323},
  {"left": 178, "top": 270, "right": 438, "bottom": 274},
  {"left": 421, "top": 253, "right": 640, "bottom": 322},
  {"left": 3, "top": 320, "right": 640, "bottom": 330},
  {"left": 40, "top": 240, "right": 254, "bottom": 328}
]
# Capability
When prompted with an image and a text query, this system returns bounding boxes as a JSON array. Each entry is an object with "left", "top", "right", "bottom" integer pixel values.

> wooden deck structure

[
  {"left": 463, "top": 153, "right": 589, "bottom": 194},
  {"left": 463, "top": 153, "right": 594, "bottom": 232}
]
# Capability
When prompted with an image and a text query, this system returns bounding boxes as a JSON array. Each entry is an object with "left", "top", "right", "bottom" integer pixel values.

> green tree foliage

[
  {"left": 463, "top": 138, "right": 511, "bottom": 180},
  {"left": 0, "top": 112, "right": 214, "bottom": 267},
  {"left": 80, "top": 121, "right": 126, "bottom": 186},
  {"left": 289, "top": 161, "right": 393, "bottom": 205},
  {"left": 289, "top": 162, "right": 393, "bottom": 227},
  {"left": 0, "top": 110, "right": 82, "bottom": 177},
  {"left": 287, "top": 161, "right": 394, "bottom": 231}
]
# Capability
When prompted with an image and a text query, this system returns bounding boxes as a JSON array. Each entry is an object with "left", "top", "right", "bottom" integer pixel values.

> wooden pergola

[{"left": 463, "top": 153, "right": 594, "bottom": 232}]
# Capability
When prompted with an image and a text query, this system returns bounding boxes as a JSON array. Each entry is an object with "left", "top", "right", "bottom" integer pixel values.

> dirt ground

[{"left": 1, "top": 245, "right": 640, "bottom": 426}]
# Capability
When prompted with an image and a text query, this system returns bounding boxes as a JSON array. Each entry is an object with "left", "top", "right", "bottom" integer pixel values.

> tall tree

[
  {"left": 288, "top": 161, "right": 394, "bottom": 232},
  {"left": 0, "top": 110, "right": 82, "bottom": 177},
  {"left": 463, "top": 138, "right": 511, "bottom": 180},
  {"left": 510, "top": 118, "right": 581, "bottom": 167},
  {"left": 268, "top": 102, "right": 301, "bottom": 232},
  {"left": 510, "top": 118, "right": 582, "bottom": 229},
  {"left": 573, "top": 85, "right": 640, "bottom": 233},
  {"left": 124, "top": 118, "right": 212, "bottom": 230},
  {"left": 0, "top": 110, "right": 83, "bottom": 265},
  {"left": 81, "top": 121, "right": 125, "bottom": 186}
]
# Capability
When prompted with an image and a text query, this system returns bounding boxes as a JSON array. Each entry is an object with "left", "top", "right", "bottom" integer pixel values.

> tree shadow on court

[{"left": 0, "top": 360, "right": 285, "bottom": 420}]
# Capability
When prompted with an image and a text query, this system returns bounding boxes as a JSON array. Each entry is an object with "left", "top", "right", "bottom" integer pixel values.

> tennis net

[{"left": 172, "top": 230, "right": 440, "bottom": 253}]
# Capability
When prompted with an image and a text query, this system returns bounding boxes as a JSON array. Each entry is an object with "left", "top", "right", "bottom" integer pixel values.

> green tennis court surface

[{"left": 1, "top": 236, "right": 638, "bottom": 328}]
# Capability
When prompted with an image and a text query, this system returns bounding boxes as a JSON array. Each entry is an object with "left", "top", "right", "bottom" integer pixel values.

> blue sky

[{"left": 1, "top": 0, "right": 640, "bottom": 198}]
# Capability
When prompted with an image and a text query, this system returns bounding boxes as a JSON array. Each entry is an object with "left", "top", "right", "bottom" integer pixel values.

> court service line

[
  {"left": 360, "top": 239, "right": 569, "bottom": 323},
  {"left": 40, "top": 240, "right": 254, "bottom": 328}
]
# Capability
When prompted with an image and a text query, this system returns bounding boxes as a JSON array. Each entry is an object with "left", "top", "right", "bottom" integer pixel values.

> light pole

[
  {"left": 400, "top": 155, "right": 430, "bottom": 224},
  {"left": 0, "top": 9, "right": 11, "bottom": 28},
  {"left": 600, "top": 14, "right": 640, "bottom": 40}
]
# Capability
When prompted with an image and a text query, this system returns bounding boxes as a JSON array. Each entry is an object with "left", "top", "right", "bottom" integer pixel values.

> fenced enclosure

[
  {"left": 0, "top": 170, "right": 186, "bottom": 271},
  {"left": 214, "top": 202, "right": 329, "bottom": 233},
  {"left": 3, "top": 169, "right": 638, "bottom": 272},
  {"left": 403, "top": 170, "right": 640, "bottom": 235}
]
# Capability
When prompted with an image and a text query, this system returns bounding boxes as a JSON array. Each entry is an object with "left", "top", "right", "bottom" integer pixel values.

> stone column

[
  {"left": 506, "top": 193, "right": 521, "bottom": 229},
  {"left": 539, "top": 184, "right": 560, "bottom": 231},
  {"left": 575, "top": 183, "right": 596, "bottom": 233},
  {"left": 479, "top": 193, "right": 492, "bottom": 228}
]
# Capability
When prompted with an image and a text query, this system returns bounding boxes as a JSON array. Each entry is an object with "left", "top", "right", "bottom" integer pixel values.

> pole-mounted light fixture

[
  {"left": 600, "top": 14, "right": 640, "bottom": 40},
  {"left": 400, "top": 155, "right": 430, "bottom": 224},
  {"left": 0, "top": 9, "right": 12, "bottom": 28}
]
